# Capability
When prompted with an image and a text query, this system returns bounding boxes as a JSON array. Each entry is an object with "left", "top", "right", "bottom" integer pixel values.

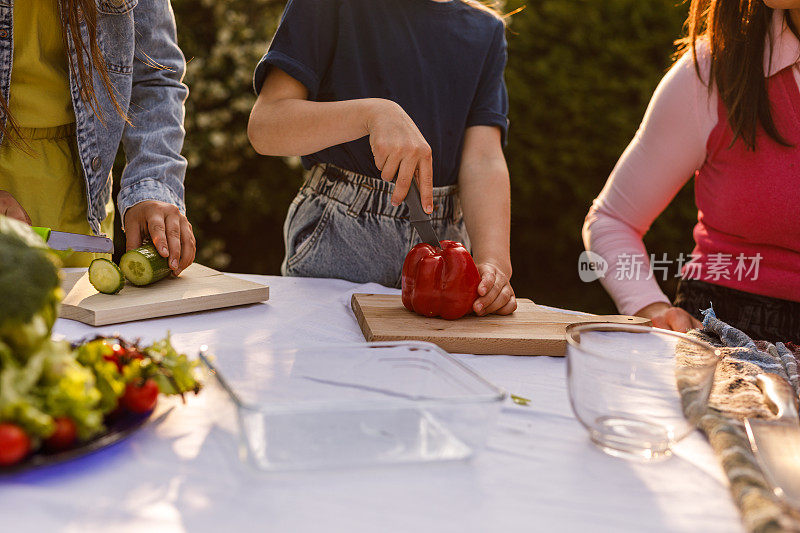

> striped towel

[{"left": 680, "top": 308, "right": 800, "bottom": 533}]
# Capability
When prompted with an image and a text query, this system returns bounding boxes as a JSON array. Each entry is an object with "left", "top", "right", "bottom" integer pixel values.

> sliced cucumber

[
  {"left": 120, "top": 243, "right": 170, "bottom": 286},
  {"left": 89, "top": 258, "right": 125, "bottom": 294}
]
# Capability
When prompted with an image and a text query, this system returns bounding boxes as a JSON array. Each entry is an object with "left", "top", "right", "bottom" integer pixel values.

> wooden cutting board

[
  {"left": 351, "top": 293, "right": 650, "bottom": 356},
  {"left": 59, "top": 264, "right": 269, "bottom": 326}
]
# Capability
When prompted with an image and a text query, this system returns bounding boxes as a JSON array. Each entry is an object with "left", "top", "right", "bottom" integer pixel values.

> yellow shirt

[
  {"left": 9, "top": 0, "right": 73, "bottom": 128},
  {"left": 0, "top": 0, "right": 114, "bottom": 267}
]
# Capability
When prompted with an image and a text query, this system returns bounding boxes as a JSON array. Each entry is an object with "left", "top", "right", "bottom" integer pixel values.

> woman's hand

[
  {"left": 366, "top": 100, "right": 433, "bottom": 212},
  {"left": 636, "top": 301, "right": 701, "bottom": 333},
  {"left": 0, "top": 191, "right": 31, "bottom": 224},
  {"left": 123, "top": 200, "right": 196, "bottom": 276},
  {"left": 473, "top": 260, "right": 517, "bottom": 316}
]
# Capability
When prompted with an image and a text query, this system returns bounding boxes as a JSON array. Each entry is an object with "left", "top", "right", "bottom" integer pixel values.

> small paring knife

[
  {"left": 744, "top": 373, "right": 800, "bottom": 510},
  {"left": 404, "top": 180, "right": 441, "bottom": 248},
  {"left": 32, "top": 226, "right": 114, "bottom": 254}
]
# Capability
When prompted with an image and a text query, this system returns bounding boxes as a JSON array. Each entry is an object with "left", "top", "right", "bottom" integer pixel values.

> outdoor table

[{"left": 1, "top": 273, "right": 744, "bottom": 532}]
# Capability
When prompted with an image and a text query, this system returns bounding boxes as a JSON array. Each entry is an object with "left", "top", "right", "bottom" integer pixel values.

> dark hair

[
  {"left": 676, "top": 0, "right": 798, "bottom": 150},
  {"left": 0, "top": 0, "right": 124, "bottom": 142}
]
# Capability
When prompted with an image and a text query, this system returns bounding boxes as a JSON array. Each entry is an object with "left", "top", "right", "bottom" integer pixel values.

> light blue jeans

[{"left": 282, "top": 164, "right": 470, "bottom": 288}]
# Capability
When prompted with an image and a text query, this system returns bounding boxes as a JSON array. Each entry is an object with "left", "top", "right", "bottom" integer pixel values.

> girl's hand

[
  {"left": 124, "top": 200, "right": 196, "bottom": 276},
  {"left": 473, "top": 261, "right": 517, "bottom": 316},
  {"left": 366, "top": 100, "right": 434, "bottom": 213},
  {"left": 0, "top": 190, "right": 31, "bottom": 224},
  {"left": 636, "top": 301, "right": 701, "bottom": 333}
]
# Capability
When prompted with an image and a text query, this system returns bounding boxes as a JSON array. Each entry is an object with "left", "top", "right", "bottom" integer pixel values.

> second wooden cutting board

[
  {"left": 351, "top": 293, "right": 650, "bottom": 356},
  {"left": 60, "top": 264, "right": 269, "bottom": 326}
]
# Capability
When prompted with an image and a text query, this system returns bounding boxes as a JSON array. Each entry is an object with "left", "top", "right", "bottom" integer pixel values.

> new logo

[{"left": 578, "top": 251, "right": 608, "bottom": 282}]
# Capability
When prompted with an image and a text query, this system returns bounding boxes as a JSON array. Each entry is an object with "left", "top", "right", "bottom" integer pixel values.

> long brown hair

[
  {"left": 676, "top": 1, "right": 797, "bottom": 150},
  {"left": 0, "top": 0, "right": 123, "bottom": 141},
  {"left": 462, "top": 1, "right": 524, "bottom": 26}
]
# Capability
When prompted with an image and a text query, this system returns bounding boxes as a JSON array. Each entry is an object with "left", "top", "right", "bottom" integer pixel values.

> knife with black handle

[{"left": 404, "top": 180, "right": 441, "bottom": 248}]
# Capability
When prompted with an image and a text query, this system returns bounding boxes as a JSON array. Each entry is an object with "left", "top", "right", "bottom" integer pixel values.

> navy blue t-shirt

[{"left": 253, "top": 0, "right": 509, "bottom": 186}]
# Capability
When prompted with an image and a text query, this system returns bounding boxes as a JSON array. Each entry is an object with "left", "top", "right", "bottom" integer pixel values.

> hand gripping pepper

[{"left": 401, "top": 240, "right": 481, "bottom": 320}]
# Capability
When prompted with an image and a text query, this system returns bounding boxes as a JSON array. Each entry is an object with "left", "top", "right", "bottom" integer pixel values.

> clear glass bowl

[
  {"left": 565, "top": 323, "right": 721, "bottom": 461},
  {"left": 200, "top": 342, "right": 505, "bottom": 471}
]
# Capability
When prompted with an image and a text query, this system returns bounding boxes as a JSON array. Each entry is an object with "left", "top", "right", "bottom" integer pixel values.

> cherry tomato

[
  {"left": 44, "top": 417, "right": 78, "bottom": 451},
  {"left": 0, "top": 423, "right": 31, "bottom": 466},
  {"left": 122, "top": 379, "right": 159, "bottom": 414},
  {"left": 112, "top": 343, "right": 127, "bottom": 359},
  {"left": 103, "top": 343, "right": 126, "bottom": 371},
  {"left": 103, "top": 343, "right": 144, "bottom": 372}
]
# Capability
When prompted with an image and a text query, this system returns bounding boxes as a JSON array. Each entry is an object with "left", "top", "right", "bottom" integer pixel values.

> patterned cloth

[{"left": 680, "top": 308, "right": 800, "bottom": 532}]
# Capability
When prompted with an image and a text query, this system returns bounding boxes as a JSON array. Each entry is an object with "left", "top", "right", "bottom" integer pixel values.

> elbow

[
  {"left": 247, "top": 123, "right": 262, "bottom": 155},
  {"left": 247, "top": 115, "right": 272, "bottom": 156},
  {"left": 582, "top": 202, "right": 603, "bottom": 250},
  {"left": 582, "top": 201, "right": 649, "bottom": 256},
  {"left": 488, "top": 156, "right": 510, "bottom": 183},
  {"left": 248, "top": 97, "right": 282, "bottom": 155},
  {"left": 582, "top": 202, "right": 625, "bottom": 253}
]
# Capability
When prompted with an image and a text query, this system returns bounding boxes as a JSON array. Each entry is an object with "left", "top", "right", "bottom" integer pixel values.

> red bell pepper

[{"left": 401, "top": 240, "right": 481, "bottom": 320}]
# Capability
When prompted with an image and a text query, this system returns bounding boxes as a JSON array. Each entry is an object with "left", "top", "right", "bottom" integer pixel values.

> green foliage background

[{"left": 165, "top": 0, "right": 698, "bottom": 314}]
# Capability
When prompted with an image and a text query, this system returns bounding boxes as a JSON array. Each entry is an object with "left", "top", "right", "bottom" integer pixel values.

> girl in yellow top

[{"left": 0, "top": 0, "right": 194, "bottom": 271}]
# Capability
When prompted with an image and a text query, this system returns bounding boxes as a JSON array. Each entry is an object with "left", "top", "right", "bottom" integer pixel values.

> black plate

[{"left": 0, "top": 410, "right": 152, "bottom": 475}]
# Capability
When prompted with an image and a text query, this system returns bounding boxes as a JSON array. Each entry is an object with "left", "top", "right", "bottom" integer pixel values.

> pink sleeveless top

[{"left": 690, "top": 66, "right": 800, "bottom": 301}]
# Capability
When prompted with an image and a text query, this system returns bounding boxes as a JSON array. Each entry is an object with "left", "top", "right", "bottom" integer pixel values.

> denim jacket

[{"left": 0, "top": 0, "right": 188, "bottom": 235}]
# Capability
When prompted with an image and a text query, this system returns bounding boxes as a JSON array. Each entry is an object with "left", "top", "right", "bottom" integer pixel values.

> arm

[
  {"left": 583, "top": 51, "right": 715, "bottom": 330},
  {"left": 248, "top": 68, "right": 377, "bottom": 156},
  {"left": 118, "top": 0, "right": 195, "bottom": 274},
  {"left": 248, "top": 69, "right": 435, "bottom": 212},
  {"left": 459, "top": 125, "right": 516, "bottom": 316}
]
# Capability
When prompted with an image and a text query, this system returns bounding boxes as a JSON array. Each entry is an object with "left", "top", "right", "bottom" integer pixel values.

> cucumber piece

[
  {"left": 88, "top": 258, "right": 125, "bottom": 294},
  {"left": 119, "top": 243, "right": 170, "bottom": 286}
]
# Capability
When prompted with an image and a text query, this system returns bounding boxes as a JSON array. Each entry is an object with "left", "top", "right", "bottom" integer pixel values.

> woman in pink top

[{"left": 583, "top": 0, "right": 800, "bottom": 343}]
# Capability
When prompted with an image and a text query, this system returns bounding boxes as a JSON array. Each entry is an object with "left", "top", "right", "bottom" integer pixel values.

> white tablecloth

[{"left": 0, "top": 274, "right": 743, "bottom": 533}]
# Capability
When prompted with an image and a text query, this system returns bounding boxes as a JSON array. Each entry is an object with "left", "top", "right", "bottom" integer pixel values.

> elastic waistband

[
  {"left": 302, "top": 164, "right": 461, "bottom": 221},
  {"left": 7, "top": 123, "right": 76, "bottom": 141}
]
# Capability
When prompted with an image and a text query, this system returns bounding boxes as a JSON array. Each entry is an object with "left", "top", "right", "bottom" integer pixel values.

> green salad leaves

[{"left": 0, "top": 216, "right": 201, "bottom": 450}]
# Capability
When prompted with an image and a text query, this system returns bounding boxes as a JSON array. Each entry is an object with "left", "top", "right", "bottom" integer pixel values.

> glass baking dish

[{"left": 200, "top": 342, "right": 505, "bottom": 471}]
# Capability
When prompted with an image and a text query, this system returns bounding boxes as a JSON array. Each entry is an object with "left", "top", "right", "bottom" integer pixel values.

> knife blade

[
  {"left": 32, "top": 226, "right": 114, "bottom": 254},
  {"left": 744, "top": 373, "right": 800, "bottom": 510},
  {"left": 404, "top": 180, "right": 441, "bottom": 248}
]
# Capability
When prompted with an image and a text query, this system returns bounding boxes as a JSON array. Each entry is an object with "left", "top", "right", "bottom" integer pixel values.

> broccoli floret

[{"left": 0, "top": 216, "right": 62, "bottom": 356}]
